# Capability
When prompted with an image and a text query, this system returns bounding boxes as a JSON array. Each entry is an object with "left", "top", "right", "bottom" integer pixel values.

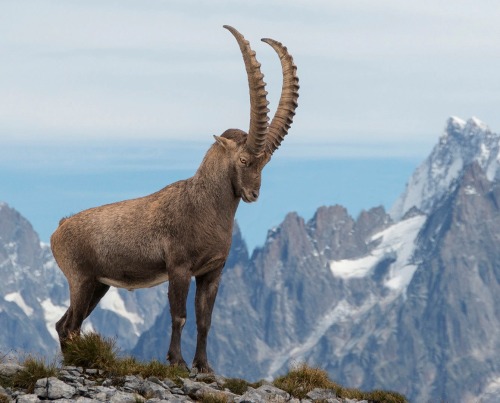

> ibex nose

[{"left": 252, "top": 190, "right": 259, "bottom": 199}]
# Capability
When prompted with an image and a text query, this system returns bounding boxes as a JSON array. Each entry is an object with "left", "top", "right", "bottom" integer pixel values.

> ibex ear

[{"left": 213, "top": 135, "right": 236, "bottom": 151}]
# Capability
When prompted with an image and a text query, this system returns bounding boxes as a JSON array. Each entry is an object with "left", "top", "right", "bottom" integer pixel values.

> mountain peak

[
  {"left": 466, "top": 116, "right": 490, "bottom": 133},
  {"left": 446, "top": 116, "right": 466, "bottom": 131},
  {"left": 391, "top": 117, "right": 499, "bottom": 220}
]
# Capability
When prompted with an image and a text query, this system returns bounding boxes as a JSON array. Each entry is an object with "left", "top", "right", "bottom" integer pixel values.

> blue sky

[{"left": 1, "top": 1, "right": 500, "bottom": 250}]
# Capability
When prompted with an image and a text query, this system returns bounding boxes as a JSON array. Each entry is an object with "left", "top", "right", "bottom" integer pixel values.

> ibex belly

[
  {"left": 97, "top": 263, "right": 169, "bottom": 290},
  {"left": 98, "top": 273, "right": 169, "bottom": 290}
]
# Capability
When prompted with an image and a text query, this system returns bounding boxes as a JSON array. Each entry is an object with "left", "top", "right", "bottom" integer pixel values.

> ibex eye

[{"left": 240, "top": 157, "right": 247, "bottom": 165}]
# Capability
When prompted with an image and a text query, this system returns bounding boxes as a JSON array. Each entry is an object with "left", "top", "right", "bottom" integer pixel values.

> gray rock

[
  {"left": 123, "top": 374, "right": 144, "bottom": 392},
  {"left": 306, "top": 387, "right": 338, "bottom": 400},
  {"left": 109, "top": 390, "right": 142, "bottom": 402},
  {"left": 101, "top": 378, "right": 113, "bottom": 387},
  {"left": 146, "top": 376, "right": 176, "bottom": 391},
  {"left": 34, "top": 376, "right": 76, "bottom": 399},
  {"left": 235, "top": 388, "right": 267, "bottom": 403},
  {"left": 256, "top": 384, "right": 290, "bottom": 399},
  {"left": 236, "top": 384, "right": 290, "bottom": 403},
  {"left": 181, "top": 378, "right": 201, "bottom": 396},
  {"left": 90, "top": 392, "right": 107, "bottom": 401},
  {"left": 87, "top": 385, "right": 116, "bottom": 400},
  {"left": 160, "top": 378, "right": 178, "bottom": 389},
  {"left": 59, "top": 373, "right": 80, "bottom": 383},
  {"left": 146, "top": 397, "right": 192, "bottom": 403},
  {"left": 141, "top": 379, "right": 173, "bottom": 400},
  {"left": 15, "top": 394, "right": 41, "bottom": 403},
  {"left": 85, "top": 368, "right": 99, "bottom": 375},
  {"left": 0, "top": 363, "right": 23, "bottom": 380}
]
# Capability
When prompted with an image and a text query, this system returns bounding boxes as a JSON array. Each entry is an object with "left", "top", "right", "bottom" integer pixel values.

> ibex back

[{"left": 50, "top": 25, "right": 299, "bottom": 373}]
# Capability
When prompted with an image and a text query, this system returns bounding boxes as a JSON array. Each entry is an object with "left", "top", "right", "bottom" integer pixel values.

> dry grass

[
  {"left": 62, "top": 332, "right": 118, "bottom": 369},
  {"left": 10, "top": 356, "right": 58, "bottom": 393},
  {"left": 273, "top": 363, "right": 337, "bottom": 399},
  {"left": 62, "top": 333, "right": 189, "bottom": 383},
  {"left": 273, "top": 363, "right": 407, "bottom": 403},
  {"left": 0, "top": 394, "right": 10, "bottom": 403},
  {"left": 222, "top": 378, "right": 250, "bottom": 395},
  {"left": 199, "top": 391, "right": 229, "bottom": 403},
  {"left": 110, "top": 356, "right": 189, "bottom": 382}
]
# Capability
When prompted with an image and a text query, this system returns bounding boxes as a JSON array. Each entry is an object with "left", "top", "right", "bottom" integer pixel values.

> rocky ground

[{"left": 0, "top": 363, "right": 367, "bottom": 403}]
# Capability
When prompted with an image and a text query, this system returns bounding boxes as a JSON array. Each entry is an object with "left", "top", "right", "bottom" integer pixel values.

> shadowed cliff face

[
  {"left": 395, "top": 162, "right": 500, "bottom": 402},
  {"left": 0, "top": 203, "right": 61, "bottom": 354}
]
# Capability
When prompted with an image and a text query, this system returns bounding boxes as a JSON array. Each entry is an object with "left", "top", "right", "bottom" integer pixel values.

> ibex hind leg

[
  {"left": 56, "top": 279, "right": 109, "bottom": 351},
  {"left": 85, "top": 282, "right": 110, "bottom": 319}
]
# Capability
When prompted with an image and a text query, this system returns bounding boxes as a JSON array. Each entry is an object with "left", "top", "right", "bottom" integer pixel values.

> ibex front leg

[
  {"left": 167, "top": 268, "right": 191, "bottom": 370},
  {"left": 192, "top": 266, "right": 224, "bottom": 373}
]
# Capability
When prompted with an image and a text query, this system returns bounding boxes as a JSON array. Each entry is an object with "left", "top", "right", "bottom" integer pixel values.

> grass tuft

[
  {"left": 199, "top": 391, "right": 229, "bottom": 403},
  {"left": 273, "top": 363, "right": 407, "bottom": 403},
  {"left": 273, "top": 363, "right": 336, "bottom": 399},
  {"left": 222, "top": 378, "right": 250, "bottom": 395},
  {"left": 62, "top": 333, "right": 189, "bottom": 383},
  {"left": 0, "top": 394, "right": 9, "bottom": 403},
  {"left": 365, "top": 389, "right": 409, "bottom": 403},
  {"left": 11, "top": 356, "right": 58, "bottom": 394},
  {"left": 62, "top": 332, "right": 118, "bottom": 370},
  {"left": 109, "top": 356, "right": 189, "bottom": 384}
]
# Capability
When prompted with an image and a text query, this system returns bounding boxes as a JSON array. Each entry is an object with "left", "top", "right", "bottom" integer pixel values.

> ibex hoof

[
  {"left": 168, "top": 359, "right": 189, "bottom": 372},
  {"left": 192, "top": 360, "right": 214, "bottom": 374}
]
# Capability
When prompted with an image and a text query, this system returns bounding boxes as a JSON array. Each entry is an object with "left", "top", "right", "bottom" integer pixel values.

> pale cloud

[{"left": 1, "top": 0, "right": 500, "bottom": 151}]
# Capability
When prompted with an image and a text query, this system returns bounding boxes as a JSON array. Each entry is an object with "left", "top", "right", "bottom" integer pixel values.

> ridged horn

[
  {"left": 224, "top": 25, "right": 269, "bottom": 156},
  {"left": 261, "top": 38, "right": 299, "bottom": 156}
]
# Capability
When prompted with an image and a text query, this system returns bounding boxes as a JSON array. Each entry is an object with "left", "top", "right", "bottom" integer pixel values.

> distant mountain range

[{"left": 2, "top": 117, "right": 500, "bottom": 402}]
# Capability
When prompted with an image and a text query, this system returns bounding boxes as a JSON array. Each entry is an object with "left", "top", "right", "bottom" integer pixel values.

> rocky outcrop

[{"left": 0, "top": 363, "right": 368, "bottom": 403}]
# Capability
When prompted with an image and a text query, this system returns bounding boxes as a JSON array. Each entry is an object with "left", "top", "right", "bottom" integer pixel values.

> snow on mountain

[
  {"left": 40, "top": 297, "right": 68, "bottom": 341},
  {"left": 391, "top": 116, "right": 500, "bottom": 219},
  {"left": 330, "top": 214, "right": 425, "bottom": 294},
  {"left": 4, "top": 292, "right": 34, "bottom": 316}
]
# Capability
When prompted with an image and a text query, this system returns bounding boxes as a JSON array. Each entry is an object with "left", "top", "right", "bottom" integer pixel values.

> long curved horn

[
  {"left": 224, "top": 25, "right": 269, "bottom": 156},
  {"left": 261, "top": 38, "right": 299, "bottom": 156}
]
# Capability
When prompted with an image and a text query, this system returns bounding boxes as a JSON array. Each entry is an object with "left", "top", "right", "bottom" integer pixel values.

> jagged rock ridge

[
  {"left": 2, "top": 117, "right": 500, "bottom": 402},
  {"left": 133, "top": 117, "right": 500, "bottom": 402}
]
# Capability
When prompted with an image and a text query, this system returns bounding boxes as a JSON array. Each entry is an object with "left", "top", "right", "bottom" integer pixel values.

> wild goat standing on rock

[{"left": 51, "top": 25, "right": 299, "bottom": 373}]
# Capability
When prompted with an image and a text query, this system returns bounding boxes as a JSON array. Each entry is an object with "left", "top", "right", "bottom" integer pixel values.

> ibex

[{"left": 50, "top": 25, "right": 299, "bottom": 373}]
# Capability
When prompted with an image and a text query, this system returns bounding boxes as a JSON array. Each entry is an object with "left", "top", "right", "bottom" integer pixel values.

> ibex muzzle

[{"left": 50, "top": 25, "right": 299, "bottom": 373}]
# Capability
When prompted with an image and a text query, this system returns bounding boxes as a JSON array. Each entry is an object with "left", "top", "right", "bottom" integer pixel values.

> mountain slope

[
  {"left": 132, "top": 117, "right": 500, "bottom": 402},
  {"left": 2, "top": 117, "right": 500, "bottom": 402}
]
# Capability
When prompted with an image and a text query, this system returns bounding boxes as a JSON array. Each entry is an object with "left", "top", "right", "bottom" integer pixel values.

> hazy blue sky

[{"left": 1, "top": 1, "right": 500, "bottom": 250}]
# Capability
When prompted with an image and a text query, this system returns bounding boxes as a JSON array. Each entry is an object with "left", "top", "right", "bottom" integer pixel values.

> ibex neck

[{"left": 189, "top": 147, "right": 240, "bottom": 218}]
